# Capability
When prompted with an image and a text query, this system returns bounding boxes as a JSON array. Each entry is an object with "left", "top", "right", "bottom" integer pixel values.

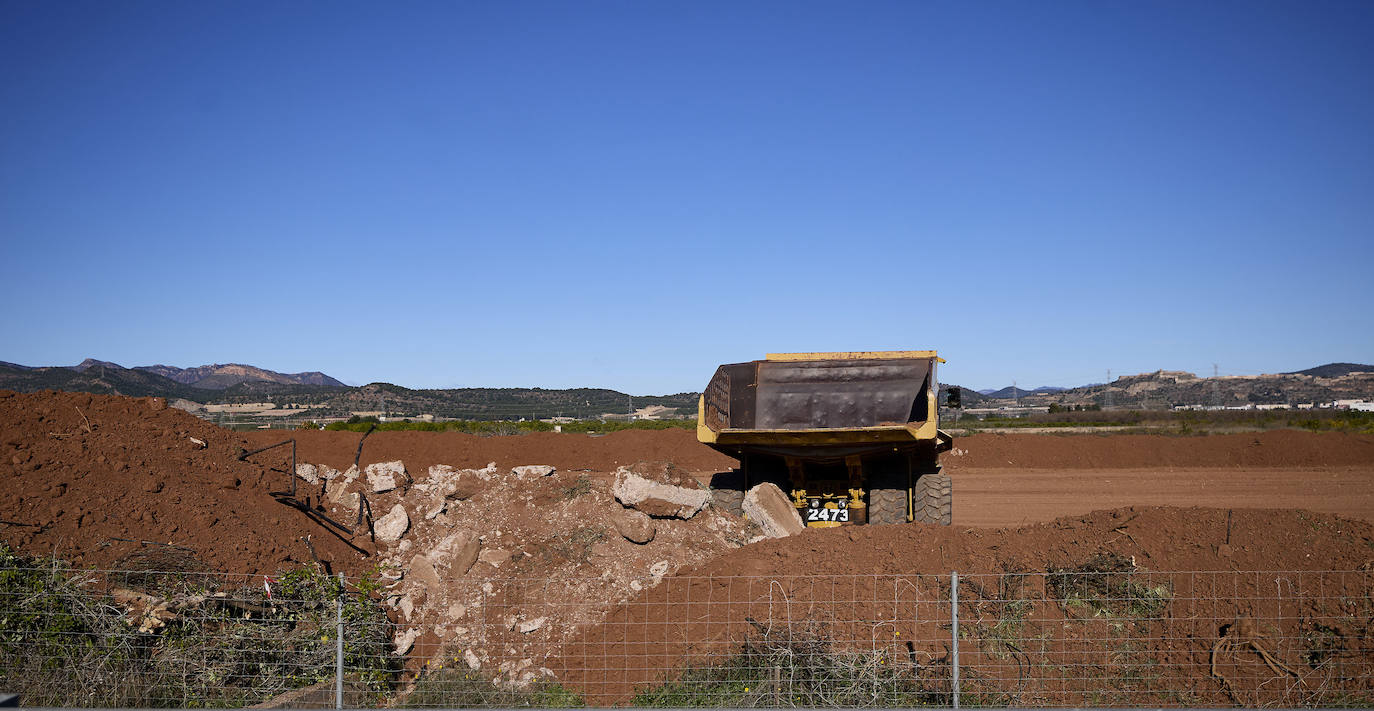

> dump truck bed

[{"left": 697, "top": 351, "right": 951, "bottom": 461}]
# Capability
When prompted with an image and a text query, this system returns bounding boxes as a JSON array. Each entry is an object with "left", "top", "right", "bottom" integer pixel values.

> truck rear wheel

[
  {"left": 867, "top": 458, "right": 911, "bottom": 525},
  {"left": 868, "top": 486, "right": 908, "bottom": 525},
  {"left": 913, "top": 472, "right": 952, "bottom": 525}
]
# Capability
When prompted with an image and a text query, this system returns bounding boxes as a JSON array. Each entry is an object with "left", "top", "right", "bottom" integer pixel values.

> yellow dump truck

[{"left": 698, "top": 351, "right": 955, "bottom": 526}]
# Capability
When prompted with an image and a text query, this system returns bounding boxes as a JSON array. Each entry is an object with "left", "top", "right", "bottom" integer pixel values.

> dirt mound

[
  {"left": 244, "top": 428, "right": 738, "bottom": 478},
  {"left": 946, "top": 429, "right": 1374, "bottom": 469},
  {"left": 554, "top": 506, "right": 1374, "bottom": 705},
  {"left": 0, "top": 390, "right": 375, "bottom": 575}
]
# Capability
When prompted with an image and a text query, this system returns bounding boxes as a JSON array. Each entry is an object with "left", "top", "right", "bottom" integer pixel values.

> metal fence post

[
  {"left": 335, "top": 572, "right": 345, "bottom": 710},
  {"left": 951, "top": 570, "right": 960, "bottom": 709}
]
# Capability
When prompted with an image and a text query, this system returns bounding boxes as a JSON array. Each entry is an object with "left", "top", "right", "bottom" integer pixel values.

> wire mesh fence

[{"left": 1, "top": 555, "right": 1370, "bottom": 708}]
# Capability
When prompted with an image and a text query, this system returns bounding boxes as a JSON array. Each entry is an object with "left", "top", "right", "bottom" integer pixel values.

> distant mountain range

[
  {"left": 954, "top": 363, "right": 1374, "bottom": 410},
  {"left": 1, "top": 358, "right": 1370, "bottom": 418},
  {"left": 0, "top": 358, "right": 694, "bottom": 419},
  {"left": 976, "top": 385, "right": 1068, "bottom": 399},
  {"left": 1285, "top": 363, "right": 1374, "bottom": 378},
  {"left": 65, "top": 359, "right": 346, "bottom": 389}
]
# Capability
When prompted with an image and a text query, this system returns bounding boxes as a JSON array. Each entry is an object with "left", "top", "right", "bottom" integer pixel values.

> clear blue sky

[{"left": 2, "top": 1, "right": 1371, "bottom": 394}]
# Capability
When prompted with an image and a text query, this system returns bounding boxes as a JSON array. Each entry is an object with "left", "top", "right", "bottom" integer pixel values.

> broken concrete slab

[
  {"left": 366, "top": 461, "right": 406, "bottom": 493},
  {"left": 612, "top": 466, "right": 711, "bottom": 519},
  {"left": 435, "top": 530, "right": 481, "bottom": 577},
  {"left": 295, "top": 463, "right": 319, "bottom": 485},
  {"left": 470, "top": 462, "right": 501, "bottom": 482},
  {"left": 743, "top": 482, "right": 805, "bottom": 538},
  {"left": 325, "top": 465, "right": 360, "bottom": 506},
  {"left": 517, "top": 616, "right": 547, "bottom": 633},
  {"left": 409, "top": 554, "right": 442, "bottom": 597},
  {"left": 511, "top": 465, "right": 556, "bottom": 478},
  {"left": 375, "top": 504, "right": 410, "bottom": 543}
]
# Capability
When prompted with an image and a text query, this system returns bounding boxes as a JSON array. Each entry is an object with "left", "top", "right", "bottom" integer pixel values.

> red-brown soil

[
  {"left": 243, "top": 427, "right": 738, "bottom": 478},
  {"left": 554, "top": 506, "right": 1374, "bottom": 706},
  {"left": 7, "top": 393, "right": 1373, "bottom": 576},
  {"left": 956, "top": 466, "right": 1374, "bottom": 527},
  {"left": 947, "top": 430, "right": 1374, "bottom": 469},
  {"left": 5, "top": 390, "right": 1374, "bottom": 706},
  {"left": 0, "top": 390, "right": 376, "bottom": 575},
  {"left": 250, "top": 427, "right": 1374, "bottom": 476}
]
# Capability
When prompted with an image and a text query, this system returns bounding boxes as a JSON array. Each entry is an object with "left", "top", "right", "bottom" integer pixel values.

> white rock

[
  {"left": 517, "top": 617, "right": 547, "bottom": 633},
  {"left": 464, "top": 649, "right": 481, "bottom": 670},
  {"left": 325, "top": 465, "right": 360, "bottom": 505},
  {"left": 511, "top": 465, "right": 556, "bottom": 478},
  {"left": 478, "top": 548, "right": 512, "bottom": 568},
  {"left": 398, "top": 595, "right": 414, "bottom": 620},
  {"left": 743, "top": 483, "right": 806, "bottom": 538},
  {"left": 295, "top": 463, "right": 320, "bottom": 485},
  {"left": 612, "top": 467, "right": 711, "bottom": 519},
  {"left": 427, "top": 463, "right": 457, "bottom": 483},
  {"left": 649, "top": 560, "right": 669, "bottom": 578},
  {"left": 472, "top": 462, "right": 501, "bottom": 481},
  {"left": 435, "top": 531, "right": 481, "bottom": 576},
  {"left": 393, "top": 627, "right": 419, "bottom": 655},
  {"left": 366, "top": 460, "right": 407, "bottom": 493},
  {"left": 189, "top": 436, "right": 207, "bottom": 449},
  {"left": 374, "top": 504, "right": 410, "bottom": 543}
]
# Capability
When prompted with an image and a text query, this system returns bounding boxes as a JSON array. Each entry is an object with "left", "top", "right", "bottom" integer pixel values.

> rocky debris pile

[{"left": 311, "top": 458, "right": 758, "bottom": 689}]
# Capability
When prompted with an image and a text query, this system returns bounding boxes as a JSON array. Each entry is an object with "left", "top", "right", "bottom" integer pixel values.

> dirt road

[{"left": 954, "top": 465, "right": 1374, "bottom": 526}]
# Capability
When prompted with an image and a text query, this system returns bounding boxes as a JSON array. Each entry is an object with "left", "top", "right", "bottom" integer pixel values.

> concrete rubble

[
  {"left": 301, "top": 457, "right": 754, "bottom": 692},
  {"left": 366, "top": 460, "right": 407, "bottom": 493},
  {"left": 611, "top": 466, "right": 711, "bottom": 519},
  {"left": 743, "top": 482, "right": 805, "bottom": 538},
  {"left": 374, "top": 503, "right": 410, "bottom": 542}
]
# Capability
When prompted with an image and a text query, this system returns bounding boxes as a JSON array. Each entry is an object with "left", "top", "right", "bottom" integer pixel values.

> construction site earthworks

[{"left": 2, "top": 388, "right": 1373, "bottom": 707}]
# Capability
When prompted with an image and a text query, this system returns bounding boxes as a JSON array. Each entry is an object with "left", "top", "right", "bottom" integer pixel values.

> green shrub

[
  {"left": 403, "top": 666, "right": 584, "bottom": 708},
  {"left": 633, "top": 623, "right": 948, "bottom": 708}
]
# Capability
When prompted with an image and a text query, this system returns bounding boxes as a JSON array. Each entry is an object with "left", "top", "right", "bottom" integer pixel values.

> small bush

[
  {"left": 633, "top": 621, "right": 947, "bottom": 708},
  {"left": 404, "top": 666, "right": 583, "bottom": 707},
  {"left": 1046, "top": 553, "right": 1171, "bottom": 620},
  {"left": 0, "top": 544, "right": 398, "bottom": 708}
]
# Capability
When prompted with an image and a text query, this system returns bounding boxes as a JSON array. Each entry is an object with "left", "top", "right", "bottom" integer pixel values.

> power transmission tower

[
  {"left": 1211, "top": 363, "right": 1221, "bottom": 409},
  {"left": 1105, "top": 369, "right": 1113, "bottom": 409}
]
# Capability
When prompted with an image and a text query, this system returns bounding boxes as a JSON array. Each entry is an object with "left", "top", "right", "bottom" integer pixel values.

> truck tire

[
  {"left": 868, "top": 487, "right": 908, "bottom": 525},
  {"left": 912, "top": 472, "right": 952, "bottom": 525},
  {"left": 709, "top": 469, "right": 746, "bottom": 517}
]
